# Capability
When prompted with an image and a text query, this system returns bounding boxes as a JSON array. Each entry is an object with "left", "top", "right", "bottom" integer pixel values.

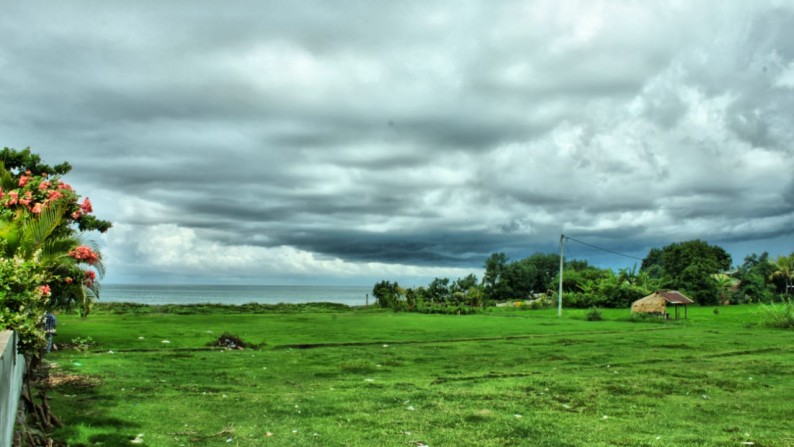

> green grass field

[{"left": 43, "top": 305, "right": 793, "bottom": 447}]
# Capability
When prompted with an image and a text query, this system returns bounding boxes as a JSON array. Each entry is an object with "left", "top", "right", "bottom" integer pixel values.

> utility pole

[{"left": 558, "top": 234, "right": 565, "bottom": 317}]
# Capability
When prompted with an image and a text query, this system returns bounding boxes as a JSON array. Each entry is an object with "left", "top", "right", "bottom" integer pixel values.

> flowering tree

[
  {"left": 1, "top": 147, "right": 111, "bottom": 351},
  {"left": 0, "top": 147, "right": 111, "bottom": 447}
]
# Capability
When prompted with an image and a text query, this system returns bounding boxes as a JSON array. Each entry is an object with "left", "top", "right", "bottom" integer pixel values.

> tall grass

[{"left": 760, "top": 299, "right": 794, "bottom": 329}]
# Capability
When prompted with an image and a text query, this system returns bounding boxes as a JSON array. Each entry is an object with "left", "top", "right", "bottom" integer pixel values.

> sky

[{"left": 1, "top": 1, "right": 793, "bottom": 286}]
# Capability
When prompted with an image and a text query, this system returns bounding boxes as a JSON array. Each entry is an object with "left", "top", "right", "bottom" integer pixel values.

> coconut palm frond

[
  {"left": 40, "top": 237, "right": 78, "bottom": 260},
  {"left": 19, "top": 204, "right": 66, "bottom": 258},
  {"left": 81, "top": 284, "right": 98, "bottom": 317}
]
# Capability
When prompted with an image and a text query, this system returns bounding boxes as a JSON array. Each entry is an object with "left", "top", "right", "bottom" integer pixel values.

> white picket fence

[{"left": 0, "top": 331, "right": 25, "bottom": 447}]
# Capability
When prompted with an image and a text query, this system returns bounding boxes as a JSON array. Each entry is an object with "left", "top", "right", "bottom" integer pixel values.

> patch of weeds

[
  {"left": 585, "top": 306, "right": 603, "bottom": 321},
  {"left": 66, "top": 336, "right": 96, "bottom": 351},
  {"left": 759, "top": 299, "right": 794, "bottom": 329},
  {"left": 464, "top": 409, "right": 493, "bottom": 423},
  {"left": 340, "top": 360, "right": 378, "bottom": 373}
]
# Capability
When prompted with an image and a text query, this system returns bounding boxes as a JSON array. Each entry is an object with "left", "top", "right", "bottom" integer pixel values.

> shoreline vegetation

[{"left": 90, "top": 301, "right": 355, "bottom": 314}]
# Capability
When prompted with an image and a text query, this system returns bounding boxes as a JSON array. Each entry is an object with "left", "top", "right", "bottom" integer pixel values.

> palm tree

[
  {"left": 771, "top": 254, "right": 794, "bottom": 296},
  {"left": 617, "top": 265, "right": 638, "bottom": 285},
  {"left": 713, "top": 274, "right": 735, "bottom": 304}
]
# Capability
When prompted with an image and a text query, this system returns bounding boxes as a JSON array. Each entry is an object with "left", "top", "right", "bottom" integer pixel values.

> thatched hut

[{"left": 631, "top": 290, "right": 694, "bottom": 319}]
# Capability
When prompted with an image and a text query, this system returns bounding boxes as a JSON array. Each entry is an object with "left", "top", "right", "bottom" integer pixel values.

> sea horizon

[{"left": 99, "top": 283, "right": 374, "bottom": 306}]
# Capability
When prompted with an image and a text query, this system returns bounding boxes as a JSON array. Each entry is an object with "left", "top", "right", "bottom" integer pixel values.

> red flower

[
  {"left": 83, "top": 270, "right": 97, "bottom": 287},
  {"left": 69, "top": 245, "right": 100, "bottom": 265},
  {"left": 71, "top": 211, "right": 82, "bottom": 220},
  {"left": 18, "top": 175, "right": 30, "bottom": 187},
  {"left": 38, "top": 181, "right": 51, "bottom": 191},
  {"left": 19, "top": 191, "right": 33, "bottom": 207},
  {"left": 39, "top": 285, "right": 52, "bottom": 296},
  {"left": 81, "top": 197, "right": 93, "bottom": 213},
  {"left": 47, "top": 190, "right": 63, "bottom": 202},
  {"left": 31, "top": 203, "right": 43, "bottom": 214},
  {"left": 7, "top": 191, "right": 18, "bottom": 205}
]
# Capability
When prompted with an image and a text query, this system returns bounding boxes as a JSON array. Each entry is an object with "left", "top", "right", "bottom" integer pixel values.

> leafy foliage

[
  {"left": 585, "top": 306, "right": 603, "bottom": 321},
  {"left": 483, "top": 252, "right": 560, "bottom": 302},
  {"left": 0, "top": 255, "right": 50, "bottom": 352},
  {"left": 640, "top": 240, "right": 732, "bottom": 305},
  {"left": 1, "top": 147, "right": 111, "bottom": 233},
  {"left": 759, "top": 299, "right": 794, "bottom": 329},
  {"left": 0, "top": 148, "right": 111, "bottom": 353},
  {"left": 770, "top": 253, "right": 794, "bottom": 297},
  {"left": 735, "top": 252, "right": 777, "bottom": 303}
]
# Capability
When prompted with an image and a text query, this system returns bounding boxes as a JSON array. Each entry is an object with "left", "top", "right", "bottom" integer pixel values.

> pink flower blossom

[
  {"left": 7, "top": 191, "right": 18, "bottom": 205},
  {"left": 71, "top": 211, "right": 82, "bottom": 220},
  {"left": 81, "top": 197, "right": 93, "bottom": 213},
  {"left": 58, "top": 182, "right": 74, "bottom": 191},
  {"left": 19, "top": 192, "right": 31, "bottom": 206},
  {"left": 83, "top": 270, "right": 97, "bottom": 287},
  {"left": 69, "top": 245, "right": 100, "bottom": 265},
  {"left": 31, "top": 203, "right": 43, "bottom": 214},
  {"left": 18, "top": 175, "right": 30, "bottom": 187},
  {"left": 39, "top": 285, "right": 51, "bottom": 296},
  {"left": 47, "top": 190, "right": 63, "bottom": 202},
  {"left": 38, "top": 181, "right": 51, "bottom": 191}
]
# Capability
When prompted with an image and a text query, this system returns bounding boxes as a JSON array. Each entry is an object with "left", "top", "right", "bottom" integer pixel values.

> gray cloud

[{"left": 1, "top": 1, "right": 793, "bottom": 284}]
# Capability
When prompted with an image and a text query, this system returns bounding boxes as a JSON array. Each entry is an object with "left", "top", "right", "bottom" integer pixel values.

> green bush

[
  {"left": 760, "top": 299, "right": 794, "bottom": 329},
  {"left": 585, "top": 306, "right": 603, "bottom": 321},
  {"left": 70, "top": 336, "right": 96, "bottom": 351}
]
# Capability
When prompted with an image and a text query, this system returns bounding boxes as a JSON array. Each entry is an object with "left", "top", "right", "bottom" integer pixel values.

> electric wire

[{"left": 563, "top": 234, "right": 643, "bottom": 261}]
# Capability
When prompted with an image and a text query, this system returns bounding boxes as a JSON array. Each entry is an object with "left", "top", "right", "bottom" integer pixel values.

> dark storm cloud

[{"left": 1, "top": 1, "right": 793, "bottom": 283}]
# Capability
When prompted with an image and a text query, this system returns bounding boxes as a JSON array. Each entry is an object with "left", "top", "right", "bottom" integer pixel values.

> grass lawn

[{"left": 42, "top": 304, "right": 793, "bottom": 446}]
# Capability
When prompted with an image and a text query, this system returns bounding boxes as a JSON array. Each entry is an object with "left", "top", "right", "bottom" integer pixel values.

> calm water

[{"left": 100, "top": 284, "right": 373, "bottom": 306}]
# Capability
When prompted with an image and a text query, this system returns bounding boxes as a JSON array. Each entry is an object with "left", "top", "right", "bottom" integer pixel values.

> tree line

[{"left": 372, "top": 240, "right": 794, "bottom": 313}]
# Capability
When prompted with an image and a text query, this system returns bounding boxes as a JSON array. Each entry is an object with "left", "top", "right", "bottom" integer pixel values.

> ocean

[{"left": 99, "top": 284, "right": 374, "bottom": 306}]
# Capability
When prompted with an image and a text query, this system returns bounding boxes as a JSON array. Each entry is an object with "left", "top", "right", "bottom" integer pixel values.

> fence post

[{"left": 0, "top": 331, "right": 26, "bottom": 447}]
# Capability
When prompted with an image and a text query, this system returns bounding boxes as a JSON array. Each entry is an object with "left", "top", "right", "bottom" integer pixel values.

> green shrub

[
  {"left": 70, "top": 336, "right": 96, "bottom": 351},
  {"left": 585, "top": 306, "right": 603, "bottom": 321},
  {"left": 760, "top": 299, "right": 794, "bottom": 329}
]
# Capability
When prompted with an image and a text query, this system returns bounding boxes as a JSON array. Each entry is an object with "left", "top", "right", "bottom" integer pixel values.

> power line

[{"left": 563, "top": 235, "right": 644, "bottom": 261}]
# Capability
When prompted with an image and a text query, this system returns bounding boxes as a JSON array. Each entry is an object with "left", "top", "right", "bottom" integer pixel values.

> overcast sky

[{"left": 2, "top": 1, "right": 793, "bottom": 285}]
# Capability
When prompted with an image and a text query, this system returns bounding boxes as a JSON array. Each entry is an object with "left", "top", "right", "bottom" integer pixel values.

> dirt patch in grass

[
  {"left": 207, "top": 332, "right": 257, "bottom": 350},
  {"left": 40, "top": 372, "right": 102, "bottom": 389}
]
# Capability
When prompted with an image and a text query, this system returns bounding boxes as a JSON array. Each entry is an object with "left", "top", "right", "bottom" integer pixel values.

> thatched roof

[{"left": 631, "top": 290, "right": 694, "bottom": 313}]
